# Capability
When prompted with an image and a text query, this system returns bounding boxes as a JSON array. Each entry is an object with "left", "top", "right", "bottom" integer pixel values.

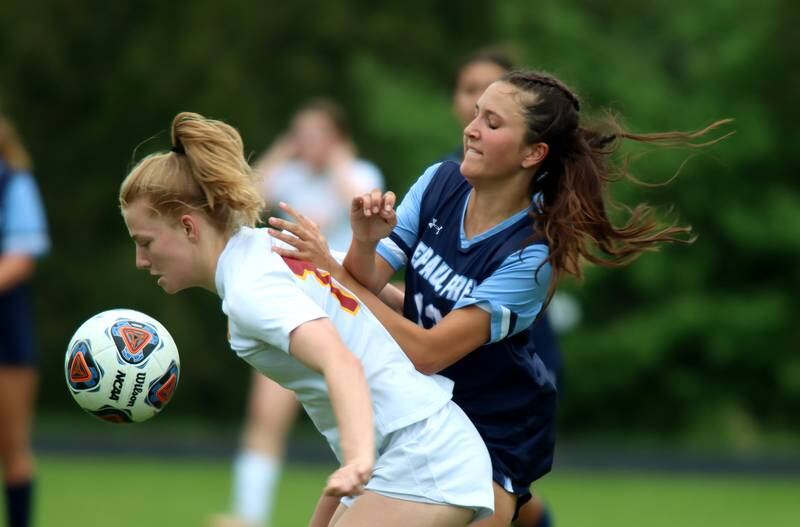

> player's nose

[{"left": 135, "top": 246, "right": 150, "bottom": 270}]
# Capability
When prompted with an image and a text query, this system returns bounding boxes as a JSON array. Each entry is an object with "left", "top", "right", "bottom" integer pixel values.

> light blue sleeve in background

[{"left": 2, "top": 173, "right": 50, "bottom": 257}]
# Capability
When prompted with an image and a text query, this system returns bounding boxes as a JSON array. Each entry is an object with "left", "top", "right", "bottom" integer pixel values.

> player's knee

[
  {"left": 0, "top": 444, "right": 31, "bottom": 473},
  {"left": 5, "top": 452, "right": 34, "bottom": 480}
]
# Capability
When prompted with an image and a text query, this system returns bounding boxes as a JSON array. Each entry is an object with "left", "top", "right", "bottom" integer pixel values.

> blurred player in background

[
  {"left": 214, "top": 99, "right": 383, "bottom": 527},
  {"left": 0, "top": 114, "right": 50, "bottom": 527}
]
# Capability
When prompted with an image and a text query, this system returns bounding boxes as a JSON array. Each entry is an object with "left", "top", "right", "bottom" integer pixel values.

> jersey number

[
  {"left": 414, "top": 292, "right": 442, "bottom": 326},
  {"left": 282, "top": 257, "right": 360, "bottom": 315}
]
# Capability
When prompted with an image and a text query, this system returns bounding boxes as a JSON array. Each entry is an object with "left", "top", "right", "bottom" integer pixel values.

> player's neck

[
  {"left": 465, "top": 180, "right": 531, "bottom": 238},
  {"left": 197, "top": 232, "right": 230, "bottom": 294}
]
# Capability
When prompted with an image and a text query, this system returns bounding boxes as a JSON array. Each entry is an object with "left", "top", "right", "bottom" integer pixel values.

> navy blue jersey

[
  {"left": 441, "top": 146, "right": 564, "bottom": 394},
  {"left": 377, "top": 161, "right": 556, "bottom": 492}
]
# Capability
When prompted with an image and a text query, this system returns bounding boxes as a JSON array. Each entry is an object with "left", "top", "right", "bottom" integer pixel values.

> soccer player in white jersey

[
  {"left": 119, "top": 112, "right": 494, "bottom": 527},
  {"left": 216, "top": 99, "right": 385, "bottom": 527}
]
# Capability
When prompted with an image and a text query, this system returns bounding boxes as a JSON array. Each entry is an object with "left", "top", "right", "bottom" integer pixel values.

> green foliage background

[{"left": 1, "top": 0, "right": 797, "bottom": 446}]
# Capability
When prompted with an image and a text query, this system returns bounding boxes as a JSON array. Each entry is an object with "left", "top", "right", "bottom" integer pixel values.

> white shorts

[{"left": 341, "top": 401, "right": 494, "bottom": 523}]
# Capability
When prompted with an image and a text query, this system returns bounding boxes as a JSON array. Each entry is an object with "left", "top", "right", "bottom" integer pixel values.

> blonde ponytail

[{"left": 120, "top": 112, "right": 264, "bottom": 233}]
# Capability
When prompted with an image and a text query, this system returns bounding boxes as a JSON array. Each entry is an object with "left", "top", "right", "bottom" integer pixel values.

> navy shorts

[{"left": 0, "top": 284, "right": 38, "bottom": 366}]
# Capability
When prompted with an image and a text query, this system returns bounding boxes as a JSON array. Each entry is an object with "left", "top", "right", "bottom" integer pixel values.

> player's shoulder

[
  {"left": 429, "top": 160, "right": 466, "bottom": 187},
  {"left": 2, "top": 169, "right": 37, "bottom": 198},
  {"left": 220, "top": 228, "right": 280, "bottom": 288},
  {"left": 501, "top": 243, "right": 550, "bottom": 269},
  {"left": 410, "top": 161, "right": 461, "bottom": 193}
]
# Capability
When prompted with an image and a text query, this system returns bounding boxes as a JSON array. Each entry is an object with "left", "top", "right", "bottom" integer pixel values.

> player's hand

[
  {"left": 350, "top": 190, "right": 397, "bottom": 244},
  {"left": 323, "top": 459, "right": 372, "bottom": 498},
  {"left": 268, "top": 203, "right": 337, "bottom": 272}
]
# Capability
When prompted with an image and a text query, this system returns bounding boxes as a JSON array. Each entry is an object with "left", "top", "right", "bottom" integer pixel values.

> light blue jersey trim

[
  {"left": 454, "top": 244, "right": 550, "bottom": 343},
  {"left": 376, "top": 238, "right": 407, "bottom": 270},
  {"left": 2, "top": 173, "right": 50, "bottom": 257},
  {"left": 376, "top": 162, "right": 442, "bottom": 271}
]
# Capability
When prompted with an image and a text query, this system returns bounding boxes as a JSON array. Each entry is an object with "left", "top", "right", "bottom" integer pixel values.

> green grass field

[{"left": 28, "top": 456, "right": 799, "bottom": 526}]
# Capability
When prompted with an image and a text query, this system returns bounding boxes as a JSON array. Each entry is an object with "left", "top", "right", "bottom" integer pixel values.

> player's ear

[
  {"left": 521, "top": 142, "right": 548, "bottom": 169},
  {"left": 180, "top": 214, "right": 199, "bottom": 242}
]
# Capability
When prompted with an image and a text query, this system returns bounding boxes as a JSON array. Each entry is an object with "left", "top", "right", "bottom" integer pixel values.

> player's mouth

[{"left": 464, "top": 144, "right": 482, "bottom": 156}]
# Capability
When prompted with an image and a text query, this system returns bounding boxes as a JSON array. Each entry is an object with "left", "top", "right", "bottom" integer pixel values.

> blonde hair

[
  {"left": 120, "top": 112, "right": 264, "bottom": 233},
  {"left": 0, "top": 115, "right": 32, "bottom": 171}
]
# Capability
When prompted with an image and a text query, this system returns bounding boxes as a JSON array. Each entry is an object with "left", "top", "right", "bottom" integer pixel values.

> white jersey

[{"left": 215, "top": 227, "right": 453, "bottom": 459}]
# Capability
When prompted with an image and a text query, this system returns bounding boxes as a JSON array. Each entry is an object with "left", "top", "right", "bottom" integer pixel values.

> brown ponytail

[
  {"left": 501, "top": 71, "right": 732, "bottom": 301},
  {"left": 120, "top": 112, "right": 264, "bottom": 233},
  {"left": 0, "top": 115, "right": 32, "bottom": 171}
]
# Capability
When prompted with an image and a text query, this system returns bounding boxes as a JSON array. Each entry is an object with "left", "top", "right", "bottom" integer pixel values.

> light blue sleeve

[
  {"left": 2, "top": 173, "right": 50, "bottom": 257},
  {"left": 454, "top": 244, "right": 551, "bottom": 343},
  {"left": 376, "top": 162, "right": 442, "bottom": 270}
]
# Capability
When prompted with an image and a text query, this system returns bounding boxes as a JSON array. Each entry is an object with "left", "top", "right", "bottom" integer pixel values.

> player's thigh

[
  {"left": 332, "top": 491, "right": 473, "bottom": 527},
  {"left": 245, "top": 372, "right": 299, "bottom": 429},
  {"left": 0, "top": 367, "right": 38, "bottom": 452},
  {"left": 470, "top": 482, "right": 517, "bottom": 527},
  {"left": 326, "top": 503, "right": 348, "bottom": 527}
]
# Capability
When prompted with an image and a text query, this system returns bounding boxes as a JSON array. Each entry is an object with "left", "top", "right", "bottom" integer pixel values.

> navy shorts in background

[{"left": 0, "top": 284, "right": 38, "bottom": 366}]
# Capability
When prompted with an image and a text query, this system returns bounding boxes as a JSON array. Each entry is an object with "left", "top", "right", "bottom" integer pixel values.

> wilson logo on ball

[
  {"left": 109, "top": 319, "right": 160, "bottom": 365},
  {"left": 65, "top": 309, "right": 180, "bottom": 424}
]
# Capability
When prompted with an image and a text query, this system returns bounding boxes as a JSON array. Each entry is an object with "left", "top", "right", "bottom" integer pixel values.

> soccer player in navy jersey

[
  {"left": 271, "top": 70, "right": 729, "bottom": 526},
  {"left": 445, "top": 48, "right": 560, "bottom": 527},
  {"left": 448, "top": 49, "right": 561, "bottom": 385},
  {"left": 0, "top": 115, "right": 50, "bottom": 527}
]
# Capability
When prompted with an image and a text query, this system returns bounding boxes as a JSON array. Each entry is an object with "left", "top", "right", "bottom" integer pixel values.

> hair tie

[{"left": 171, "top": 145, "right": 185, "bottom": 155}]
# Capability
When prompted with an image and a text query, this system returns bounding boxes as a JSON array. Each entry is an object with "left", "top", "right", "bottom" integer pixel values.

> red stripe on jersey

[{"left": 282, "top": 257, "right": 360, "bottom": 314}]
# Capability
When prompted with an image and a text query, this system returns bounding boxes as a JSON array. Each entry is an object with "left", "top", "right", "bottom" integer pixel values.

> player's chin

[
  {"left": 461, "top": 162, "right": 481, "bottom": 180},
  {"left": 459, "top": 158, "right": 483, "bottom": 179},
  {"left": 158, "top": 277, "right": 181, "bottom": 295}
]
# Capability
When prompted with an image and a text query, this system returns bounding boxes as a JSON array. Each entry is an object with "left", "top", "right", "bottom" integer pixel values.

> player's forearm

[
  {"left": 343, "top": 239, "right": 385, "bottom": 294},
  {"left": 323, "top": 352, "right": 375, "bottom": 466},
  {"left": 329, "top": 265, "right": 442, "bottom": 374},
  {"left": 376, "top": 282, "right": 405, "bottom": 313}
]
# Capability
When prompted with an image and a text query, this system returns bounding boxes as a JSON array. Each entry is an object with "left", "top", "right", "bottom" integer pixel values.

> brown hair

[
  {"left": 0, "top": 115, "right": 32, "bottom": 171},
  {"left": 120, "top": 112, "right": 264, "bottom": 233},
  {"left": 500, "top": 70, "right": 732, "bottom": 300},
  {"left": 451, "top": 45, "right": 518, "bottom": 91}
]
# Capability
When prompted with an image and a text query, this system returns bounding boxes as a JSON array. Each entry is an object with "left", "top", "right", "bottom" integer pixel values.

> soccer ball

[{"left": 64, "top": 309, "right": 180, "bottom": 423}]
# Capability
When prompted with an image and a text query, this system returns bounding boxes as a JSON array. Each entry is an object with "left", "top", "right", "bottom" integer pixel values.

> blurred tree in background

[{"left": 1, "top": 0, "right": 797, "bottom": 448}]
